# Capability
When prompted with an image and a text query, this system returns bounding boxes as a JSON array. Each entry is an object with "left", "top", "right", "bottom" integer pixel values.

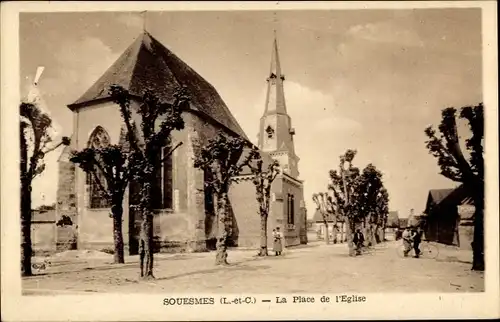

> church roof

[
  {"left": 234, "top": 147, "right": 276, "bottom": 177},
  {"left": 68, "top": 31, "right": 248, "bottom": 140}
]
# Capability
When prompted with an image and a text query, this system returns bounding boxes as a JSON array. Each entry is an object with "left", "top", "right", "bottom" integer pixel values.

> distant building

[
  {"left": 421, "top": 185, "right": 474, "bottom": 249},
  {"left": 386, "top": 211, "right": 400, "bottom": 228},
  {"left": 311, "top": 209, "right": 346, "bottom": 243},
  {"left": 398, "top": 218, "right": 408, "bottom": 228}
]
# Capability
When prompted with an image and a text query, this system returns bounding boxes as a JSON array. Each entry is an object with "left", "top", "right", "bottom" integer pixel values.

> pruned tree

[
  {"left": 312, "top": 192, "right": 333, "bottom": 244},
  {"left": 109, "top": 85, "right": 188, "bottom": 278},
  {"left": 20, "top": 102, "right": 70, "bottom": 276},
  {"left": 374, "top": 188, "right": 389, "bottom": 242},
  {"left": 246, "top": 149, "right": 280, "bottom": 256},
  {"left": 194, "top": 133, "right": 254, "bottom": 265},
  {"left": 425, "top": 103, "right": 484, "bottom": 271},
  {"left": 70, "top": 145, "right": 133, "bottom": 264},
  {"left": 328, "top": 149, "right": 361, "bottom": 256},
  {"left": 353, "top": 164, "right": 387, "bottom": 246}
]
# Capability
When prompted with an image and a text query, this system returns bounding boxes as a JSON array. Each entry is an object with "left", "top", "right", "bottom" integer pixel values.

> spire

[
  {"left": 263, "top": 32, "right": 287, "bottom": 116},
  {"left": 269, "top": 31, "right": 283, "bottom": 79}
]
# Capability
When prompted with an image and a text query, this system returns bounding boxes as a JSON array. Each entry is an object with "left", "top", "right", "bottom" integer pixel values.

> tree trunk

[
  {"left": 111, "top": 203, "right": 125, "bottom": 264},
  {"left": 20, "top": 124, "right": 33, "bottom": 277},
  {"left": 345, "top": 217, "right": 355, "bottom": 256},
  {"left": 139, "top": 212, "right": 155, "bottom": 278},
  {"left": 215, "top": 192, "right": 229, "bottom": 265},
  {"left": 471, "top": 194, "right": 484, "bottom": 271},
  {"left": 21, "top": 183, "right": 33, "bottom": 277},
  {"left": 340, "top": 221, "right": 345, "bottom": 243},
  {"left": 323, "top": 220, "right": 330, "bottom": 244},
  {"left": 258, "top": 213, "right": 268, "bottom": 256}
]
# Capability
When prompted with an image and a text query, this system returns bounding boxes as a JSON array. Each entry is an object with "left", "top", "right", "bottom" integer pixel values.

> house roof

[
  {"left": 429, "top": 189, "right": 455, "bottom": 205},
  {"left": 312, "top": 209, "right": 337, "bottom": 223},
  {"left": 386, "top": 211, "right": 400, "bottom": 227},
  {"left": 424, "top": 185, "right": 473, "bottom": 214},
  {"left": 68, "top": 31, "right": 248, "bottom": 141}
]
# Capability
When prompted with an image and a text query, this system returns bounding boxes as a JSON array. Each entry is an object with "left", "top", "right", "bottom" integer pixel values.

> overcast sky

[{"left": 20, "top": 8, "right": 482, "bottom": 218}]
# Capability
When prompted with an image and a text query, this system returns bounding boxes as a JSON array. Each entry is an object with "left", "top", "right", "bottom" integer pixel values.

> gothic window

[
  {"left": 287, "top": 193, "right": 295, "bottom": 225},
  {"left": 87, "top": 126, "right": 111, "bottom": 209},
  {"left": 152, "top": 146, "right": 173, "bottom": 210}
]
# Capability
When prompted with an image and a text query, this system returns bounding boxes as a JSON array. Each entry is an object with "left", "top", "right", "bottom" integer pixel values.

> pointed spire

[
  {"left": 269, "top": 31, "right": 282, "bottom": 78},
  {"left": 263, "top": 32, "right": 287, "bottom": 116}
]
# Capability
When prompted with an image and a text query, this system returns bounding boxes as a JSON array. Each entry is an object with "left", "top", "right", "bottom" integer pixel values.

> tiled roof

[
  {"left": 386, "top": 211, "right": 399, "bottom": 227},
  {"left": 425, "top": 185, "right": 473, "bottom": 214},
  {"left": 68, "top": 32, "right": 248, "bottom": 141},
  {"left": 311, "top": 209, "right": 336, "bottom": 223}
]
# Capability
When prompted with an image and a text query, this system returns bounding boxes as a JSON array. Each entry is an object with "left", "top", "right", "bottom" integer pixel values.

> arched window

[
  {"left": 87, "top": 126, "right": 111, "bottom": 209},
  {"left": 151, "top": 145, "right": 173, "bottom": 210}
]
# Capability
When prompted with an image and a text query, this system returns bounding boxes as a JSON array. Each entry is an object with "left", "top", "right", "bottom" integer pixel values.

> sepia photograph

[{"left": 1, "top": 1, "right": 498, "bottom": 321}]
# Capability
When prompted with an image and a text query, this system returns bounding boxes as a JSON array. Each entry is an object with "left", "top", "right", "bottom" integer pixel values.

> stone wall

[{"left": 55, "top": 146, "right": 78, "bottom": 251}]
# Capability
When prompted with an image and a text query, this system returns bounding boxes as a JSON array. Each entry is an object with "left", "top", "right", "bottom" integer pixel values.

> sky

[{"left": 19, "top": 8, "right": 482, "bottom": 218}]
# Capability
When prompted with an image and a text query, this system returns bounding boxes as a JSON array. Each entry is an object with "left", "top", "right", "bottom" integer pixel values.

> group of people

[{"left": 402, "top": 226, "right": 422, "bottom": 258}]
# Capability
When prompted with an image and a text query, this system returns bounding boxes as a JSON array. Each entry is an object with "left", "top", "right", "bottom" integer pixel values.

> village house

[
  {"left": 54, "top": 31, "right": 307, "bottom": 254},
  {"left": 311, "top": 209, "right": 346, "bottom": 243},
  {"left": 421, "top": 185, "right": 474, "bottom": 249}
]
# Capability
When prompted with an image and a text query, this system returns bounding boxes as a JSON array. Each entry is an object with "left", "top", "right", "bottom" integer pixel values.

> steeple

[
  {"left": 258, "top": 33, "right": 300, "bottom": 178},
  {"left": 264, "top": 32, "right": 287, "bottom": 116}
]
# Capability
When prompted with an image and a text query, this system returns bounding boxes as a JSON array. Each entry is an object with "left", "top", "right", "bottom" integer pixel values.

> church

[{"left": 55, "top": 31, "right": 307, "bottom": 254}]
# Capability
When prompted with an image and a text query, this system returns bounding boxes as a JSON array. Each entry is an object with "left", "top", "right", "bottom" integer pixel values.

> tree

[
  {"left": 312, "top": 192, "right": 333, "bottom": 244},
  {"left": 70, "top": 145, "right": 132, "bottom": 264},
  {"left": 109, "top": 85, "right": 188, "bottom": 278},
  {"left": 424, "top": 103, "right": 484, "bottom": 271},
  {"left": 246, "top": 150, "right": 280, "bottom": 256},
  {"left": 328, "top": 149, "right": 362, "bottom": 256},
  {"left": 353, "top": 164, "right": 387, "bottom": 246},
  {"left": 20, "top": 102, "right": 70, "bottom": 276},
  {"left": 374, "top": 188, "right": 389, "bottom": 243},
  {"left": 194, "top": 133, "right": 254, "bottom": 265}
]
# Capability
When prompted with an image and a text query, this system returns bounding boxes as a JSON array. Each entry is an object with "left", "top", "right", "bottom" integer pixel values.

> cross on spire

[{"left": 140, "top": 10, "right": 147, "bottom": 32}]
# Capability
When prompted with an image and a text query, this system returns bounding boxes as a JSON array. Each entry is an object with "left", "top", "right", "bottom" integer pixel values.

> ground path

[{"left": 23, "top": 240, "right": 483, "bottom": 294}]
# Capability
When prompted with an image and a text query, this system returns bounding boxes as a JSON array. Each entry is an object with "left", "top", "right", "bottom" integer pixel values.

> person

[
  {"left": 412, "top": 226, "right": 422, "bottom": 258},
  {"left": 353, "top": 229, "right": 365, "bottom": 255},
  {"left": 273, "top": 227, "right": 283, "bottom": 256},
  {"left": 402, "top": 226, "right": 413, "bottom": 257}
]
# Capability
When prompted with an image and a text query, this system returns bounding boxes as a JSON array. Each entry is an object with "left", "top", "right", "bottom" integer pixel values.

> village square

[{"left": 17, "top": 9, "right": 485, "bottom": 294}]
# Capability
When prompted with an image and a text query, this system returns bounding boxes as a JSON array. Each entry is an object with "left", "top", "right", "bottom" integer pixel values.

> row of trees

[
  {"left": 20, "top": 85, "right": 282, "bottom": 277},
  {"left": 313, "top": 150, "right": 389, "bottom": 256}
]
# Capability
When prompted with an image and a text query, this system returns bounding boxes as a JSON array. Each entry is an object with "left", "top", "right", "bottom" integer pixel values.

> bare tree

[
  {"left": 194, "top": 134, "right": 254, "bottom": 265},
  {"left": 109, "top": 85, "right": 188, "bottom": 278},
  {"left": 20, "top": 102, "right": 70, "bottom": 276},
  {"left": 246, "top": 149, "right": 280, "bottom": 256}
]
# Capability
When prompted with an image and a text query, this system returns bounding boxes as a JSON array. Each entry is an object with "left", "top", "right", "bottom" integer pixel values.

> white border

[{"left": 1, "top": 1, "right": 499, "bottom": 321}]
